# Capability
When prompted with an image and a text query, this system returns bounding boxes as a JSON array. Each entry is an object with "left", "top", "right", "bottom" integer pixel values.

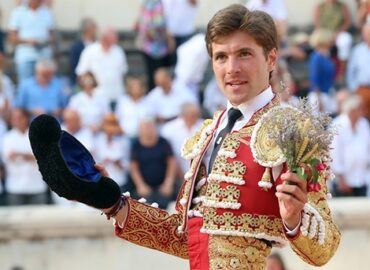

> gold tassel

[{"left": 258, "top": 167, "right": 272, "bottom": 191}]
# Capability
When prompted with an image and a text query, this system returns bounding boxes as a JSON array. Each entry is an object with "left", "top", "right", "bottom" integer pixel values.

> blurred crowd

[{"left": 0, "top": 0, "right": 369, "bottom": 210}]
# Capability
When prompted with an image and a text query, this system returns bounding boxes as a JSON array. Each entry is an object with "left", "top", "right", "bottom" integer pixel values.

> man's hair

[{"left": 205, "top": 4, "right": 278, "bottom": 57}]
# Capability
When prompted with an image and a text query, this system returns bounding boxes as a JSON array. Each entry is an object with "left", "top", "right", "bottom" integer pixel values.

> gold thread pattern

[
  {"left": 117, "top": 199, "right": 188, "bottom": 259},
  {"left": 209, "top": 235, "right": 272, "bottom": 270}
]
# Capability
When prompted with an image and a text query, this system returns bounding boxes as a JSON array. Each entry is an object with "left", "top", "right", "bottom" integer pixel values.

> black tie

[{"left": 208, "top": 108, "right": 242, "bottom": 173}]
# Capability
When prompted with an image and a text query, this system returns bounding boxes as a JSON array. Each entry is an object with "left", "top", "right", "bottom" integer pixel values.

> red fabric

[{"left": 187, "top": 217, "right": 209, "bottom": 270}]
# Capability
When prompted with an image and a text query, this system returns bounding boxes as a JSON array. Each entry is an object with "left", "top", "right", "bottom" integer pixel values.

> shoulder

[{"left": 181, "top": 111, "right": 223, "bottom": 160}]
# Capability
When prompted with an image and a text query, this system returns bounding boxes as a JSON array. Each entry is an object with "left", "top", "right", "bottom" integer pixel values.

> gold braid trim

[{"left": 116, "top": 198, "right": 189, "bottom": 259}]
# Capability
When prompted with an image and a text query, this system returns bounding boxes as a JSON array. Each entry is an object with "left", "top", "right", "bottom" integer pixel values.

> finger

[
  {"left": 94, "top": 163, "right": 109, "bottom": 177},
  {"left": 275, "top": 191, "right": 305, "bottom": 210},
  {"left": 281, "top": 171, "right": 307, "bottom": 192},
  {"left": 276, "top": 184, "right": 307, "bottom": 203}
]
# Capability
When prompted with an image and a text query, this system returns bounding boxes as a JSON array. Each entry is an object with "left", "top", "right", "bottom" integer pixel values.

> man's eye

[
  {"left": 240, "top": 51, "right": 250, "bottom": 57},
  {"left": 215, "top": 55, "right": 226, "bottom": 61}
]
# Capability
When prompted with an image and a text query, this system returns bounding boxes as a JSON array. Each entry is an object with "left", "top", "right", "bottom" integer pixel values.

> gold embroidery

[
  {"left": 202, "top": 209, "right": 285, "bottom": 243},
  {"left": 118, "top": 199, "right": 188, "bottom": 259},
  {"left": 289, "top": 175, "right": 341, "bottom": 266},
  {"left": 209, "top": 235, "right": 272, "bottom": 270},
  {"left": 205, "top": 183, "right": 240, "bottom": 205}
]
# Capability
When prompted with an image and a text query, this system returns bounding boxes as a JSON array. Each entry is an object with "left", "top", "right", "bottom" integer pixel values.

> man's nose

[{"left": 226, "top": 57, "right": 241, "bottom": 74}]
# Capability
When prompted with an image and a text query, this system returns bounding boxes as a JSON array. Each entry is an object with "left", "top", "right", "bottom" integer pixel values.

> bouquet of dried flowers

[{"left": 251, "top": 99, "right": 334, "bottom": 192}]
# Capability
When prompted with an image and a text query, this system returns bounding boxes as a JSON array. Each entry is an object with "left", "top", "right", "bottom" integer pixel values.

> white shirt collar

[{"left": 226, "top": 86, "right": 274, "bottom": 120}]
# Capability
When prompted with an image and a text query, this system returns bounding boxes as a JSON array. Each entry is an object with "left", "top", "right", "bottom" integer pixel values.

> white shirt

[
  {"left": 75, "top": 42, "right": 128, "bottom": 102},
  {"left": 0, "top": 73, "right": 15, "bottom": 110},
  {"left": 8, "top": 5, "right": 54, "bottom": 63},
  {"left": 145, "top": 84, "right": 197, "bottom": 120},
  {"left": 203, "top": 77, "right": 227, "bottom": 115},
  {"left": 246, "top": 0, "right": 287, "bottom": 20},
  {"left": 161, "top": 117, "right": 203, "bottom": 173},
  {"left": 115, "top": 95, "right": 150, "bottom": 138},
  {"left": 346, "top": 42, "right": 370, "bottom": 91},
  {"left": 94, "top": 133, "right": 130, "bottom": 186},
  {"left": 162, "top": 0, "right": 198, "bottom": 36},
  {"left": 331, "top": 115, "right": 370, "bottom": 187},
  {"left": 203, "top": 86, "right": 274, "bottom": 172},
  {"left": 67, "top": 91, "right": 110, "bottom": 131},
  {"left": 2, "top": 128, "right": 47, "bottom": 194},
  {"left": 174, "top": 33, "right": 209, "bottom": 93}
]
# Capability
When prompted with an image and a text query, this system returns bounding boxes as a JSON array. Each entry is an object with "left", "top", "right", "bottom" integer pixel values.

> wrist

[{"left": 284, "top": 213, "right": 301, "bottom": 230}]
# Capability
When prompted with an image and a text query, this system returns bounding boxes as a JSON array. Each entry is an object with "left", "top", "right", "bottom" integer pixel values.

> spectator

[
  {"left": 8, "top": 0, "right": 55, "bottom": 83},
  {"left": 135, "top": 0, "right": 174, "bottom": 91},
  {"left": 145, "top": 68, "right": 197, "bottom": 127},
  {"left": 331, "top": 94, "right": 370, "bottom": 197},
  {"left": 15, "top": 58, "right": 68, "bottom": 119},
  {"left": 67, "top": 72, "right": 110, "bottom": 133},
  {"left": 174, "top": 33, "right": 209, "bottom": 100},
  {"left": 115, "top": 77, "right": 149, "bottom": 139},
  {"left": 203, "top": 76, "right": 227, "bottom": 116},
  {"left": 94, "top": 113, "right": 129, "bottom": 190},
  {"left": 313, "top": 0, "right": 353, "bottom": 82},
  {"left": 246, "top": 0, "right": 288, "bottom": 44},
  {"left": 61, "top": 108, "right": 94, "bottom": 153},
  {"left": 162, "top": 0, "right": 199, "bottom": 65},
  {"left": 334, "top": 88, "right": 350, "bottom": 116},
  {"left": 346, "top": 23, "right": 370, "bottom": 119},
  {"left": 130, "top": 119, "right": 176, "bottom": 209},
  {"left": 161, "top": 103, "right": 203, "bottom": 178},
  {"left": 2, "top": 108, "right": 48, "bottom": 205},
  {"left": 308, "top": 28, "right": 336, "bottom": 113},
  {"left": 266, "top": 253, "right": 287, "bottom": 270},
  {"left": 76, "top": 27, "right": 128, "bottom": 108},
  {"left": 356, "top": 0, "right": 370, "bottom": 29},
  {"left": 0, "top": 53, "right": 15, "bottom": 118},
  {"left": 69, "top": 18, "right": 97, "bottom": 86}
]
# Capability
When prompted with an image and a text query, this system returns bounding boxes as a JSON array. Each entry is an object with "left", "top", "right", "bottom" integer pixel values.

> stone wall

[{"left": 1, "top": 198, "right": 370, "bottom": 270}]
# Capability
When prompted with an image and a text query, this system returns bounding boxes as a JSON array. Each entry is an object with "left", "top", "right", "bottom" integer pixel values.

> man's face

[{"left": 211, "top": 31, "right": 277, "bottom": 106}]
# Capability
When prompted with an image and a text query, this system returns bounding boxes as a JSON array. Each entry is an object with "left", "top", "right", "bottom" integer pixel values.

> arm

[
  {"left": 112, "top": 198, "right": 188, "bottom": 259},
  {"left": 312, "top": 5, "right": 321, "bottom": 29},
  {"left": 130, "top": 160, "right": 152, "bottom": 197},
  {"left": 97, "top": 164, "right": 188, "bottom": 259},
  {"left": 338, "top": 4, "right": 351, "bottom": 33},
  {"left": 276, "top": 171, "right": 340, "bottom": 266},
  {"left": 159, "top": 156, "right": 177, "bottom": 197}
]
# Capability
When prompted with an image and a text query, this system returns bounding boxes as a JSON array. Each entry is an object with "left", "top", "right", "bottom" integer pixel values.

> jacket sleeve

[
  {"left": 285, "top": 175, "right": 341, "bottom": 266},
  {"left": 114, "top": 198, "right": 189, "bottom": 259}
]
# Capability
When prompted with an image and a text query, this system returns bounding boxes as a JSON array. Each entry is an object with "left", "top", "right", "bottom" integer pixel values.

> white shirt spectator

[
  {"left": 8, "top": 5, "right": 54, "bottom": 63},
  {"left": 346, "top": 42, "right": 370, "bottom": 91},
  {"left": 203, "top": 77, "right": 227, "bottom": 116},
  {"left": 246, "top": 0, "right": 287, "bottom": 20},
  {"left": 94, "top": 132, "right": 130, "bottom": 187},
  {"left": 331, "top": 114, "right": 370, "bottom": 188},
  {"left": 67, "top": 91, "right": 110, "bottom": 131},
  {"left": 145, "top": 84, "right": 197, "bottom": 121},
  {"left": 174, "top": 33, "right": 209, "bottom": 97},
  {"left": 162, "top": 0, "right": 198, "bottom": 36},
  {"left": 115, "top": 95, "right": 149, "bottom": 138},
  {"left": 2, "top": 128, "right": 47, "bottom": 194},
  {"left": 0, "top": 72, "right": 15, "bottom": 110},
  {"left": 161, "top": 117, "right": 203, "bottom": 173},
  {"left": 75, "top": 42, "right": 128, "bottom": 102}
]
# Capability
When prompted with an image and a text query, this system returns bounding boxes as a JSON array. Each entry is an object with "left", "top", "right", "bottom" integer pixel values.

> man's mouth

[{"left": 226, "top": 81, "right": 248, "bottom": 87}]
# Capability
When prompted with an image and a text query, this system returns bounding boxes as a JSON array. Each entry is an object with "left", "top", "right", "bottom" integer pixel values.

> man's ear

[{"left": 267, "top": 48, "right": 278, "bottom": 72}]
